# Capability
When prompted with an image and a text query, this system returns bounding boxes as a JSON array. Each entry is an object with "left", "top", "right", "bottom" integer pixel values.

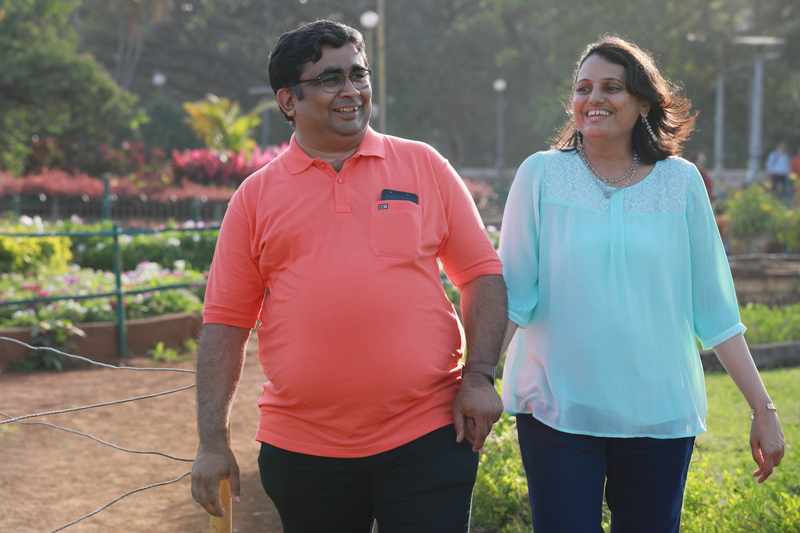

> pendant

[{"left": 603, "top": 190, "right": 613, "bottom": 199}]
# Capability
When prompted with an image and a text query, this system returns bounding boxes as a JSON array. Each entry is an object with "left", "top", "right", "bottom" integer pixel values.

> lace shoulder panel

[{"left": 541, "top": 151, "right": 691, "bottom": 215}]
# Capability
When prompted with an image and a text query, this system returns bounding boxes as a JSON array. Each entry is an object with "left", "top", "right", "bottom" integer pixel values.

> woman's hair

[
  {"left": 268, "top": 20, "right": 367, "bottom": 124},
  {"left": 551, "top": 35, "right": 696, "bottom": 164}
]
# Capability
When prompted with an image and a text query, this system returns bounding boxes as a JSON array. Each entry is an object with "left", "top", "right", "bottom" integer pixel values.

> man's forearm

[
  {"left": 195, "top": 323, "right": 251, "bottom": 445},
  {"left": 458, "top": 274, "right": 508, "bottom": 367}
]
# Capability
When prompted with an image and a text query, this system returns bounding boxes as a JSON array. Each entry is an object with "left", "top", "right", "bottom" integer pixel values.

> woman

[{"left": 499, "top": 36, "right": 785, "bottom": 532}]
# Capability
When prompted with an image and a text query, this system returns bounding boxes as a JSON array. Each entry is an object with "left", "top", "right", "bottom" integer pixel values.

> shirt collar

[{"left": 283, "top": 127, "right": 386, "bottom": 174}]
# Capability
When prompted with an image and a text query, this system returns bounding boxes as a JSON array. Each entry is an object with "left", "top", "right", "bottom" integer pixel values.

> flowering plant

[
  {"left": 722, "top": 184, "right": 786, "bottom": 239},
  {"left": 171, "top": 143, "right": 288, "bottom": 188},
  {"left": 0, "top": 262, "right": 206, "bottom": 328}
]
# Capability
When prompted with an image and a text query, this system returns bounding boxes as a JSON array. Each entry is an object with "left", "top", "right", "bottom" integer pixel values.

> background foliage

[
  {"left": 65, "top": 0, "right": 800, "bottom": 172},
  {"left": 3, "top": 1, "right": 798, "bottom": 176},
  {"left": 0, "top": 0, "right": 142, "bottom": 176}
]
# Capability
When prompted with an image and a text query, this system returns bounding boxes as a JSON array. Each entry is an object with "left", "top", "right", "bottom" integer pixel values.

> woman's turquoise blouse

[{"left": 499, "top": 150, "right": 744, "bottom": 438}]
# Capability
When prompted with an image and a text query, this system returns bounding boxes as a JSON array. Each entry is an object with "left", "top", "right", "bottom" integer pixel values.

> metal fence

[{"left": 0, "top": 225, "right": 217, "bottom": 357}]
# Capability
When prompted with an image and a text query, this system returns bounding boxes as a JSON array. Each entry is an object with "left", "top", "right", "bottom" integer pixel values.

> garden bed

[
  {"left": 0, "top": 311, "right": 202, "bottom": 371},
  {"left": 729, "top": 253, "right": 800, "bottom": 305}
]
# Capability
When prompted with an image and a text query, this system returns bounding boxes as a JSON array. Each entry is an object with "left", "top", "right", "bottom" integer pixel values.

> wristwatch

[
  {"left": 749, "top": 402, "right": 777, "bottom": 420},
  {"left": 463, "top": 361, "right": 496, "bottom": 385}
]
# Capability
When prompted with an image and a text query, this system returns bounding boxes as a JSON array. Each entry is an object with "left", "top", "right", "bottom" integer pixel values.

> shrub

[
  {"left": 778, "top": 208, "right": 800, "bottom": 252},
  {"left": 171, "top": 144, "right": 287, "bottom": 189},
  {"left": 740, "top": 302, "right": 800, "bottom": 346},
  {"left": 0, "top": 216, "right": 73, "bottom": 275},
  {"left": 472, "top": 412, "right": 532, "bottom": 532},
  {"left": 722, "top": 184, "right": 786, "bottom": 239},
  {"left": 0, "top": 262, "right": 205, "bottom": 328},
  {"left": 11, "top": 319, "right": 87, "bottom": 372},
  {"left": 58, "top": 218, "right": 219, "bottom": 272}
]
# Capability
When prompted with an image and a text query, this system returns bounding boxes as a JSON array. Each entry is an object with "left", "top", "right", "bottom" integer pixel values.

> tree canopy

[
  {"left": 4, "top": 0, "right": 799, "bottom": 173},
  {"left": 0, "top": 0, "right": 141, "bottom": 176}
]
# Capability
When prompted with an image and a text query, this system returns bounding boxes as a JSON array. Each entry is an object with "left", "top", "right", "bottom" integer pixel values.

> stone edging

[
  {"left": 0, "top": 312, "right": 202, "bottom": 371},
  {"left": 701, "top": 340, "right": 800, "bottom": 372}
]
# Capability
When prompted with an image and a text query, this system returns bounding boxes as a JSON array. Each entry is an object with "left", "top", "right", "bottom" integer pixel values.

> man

[
  {"left": 765, "top": 141, "right": 790, "bottom": 198},
  {"left": 190, "top": 20, "right": 507, "bottom": 533}
]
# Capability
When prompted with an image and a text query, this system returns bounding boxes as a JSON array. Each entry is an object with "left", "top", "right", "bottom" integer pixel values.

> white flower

[
  {"left": 174, "top": 260, "right": 186, "bottom": 271},
  {"left": 166, "top": 237, "right": 181, "bottom": 246}
]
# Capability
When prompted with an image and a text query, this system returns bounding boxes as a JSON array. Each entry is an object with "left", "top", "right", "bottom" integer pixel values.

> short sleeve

[
  {"left": 499, "top": 153, "right": 545, "bottom": 327},
  {"left": 686, "top": 167, "right": 745, "bottom": 348},
  {"left": 202, "top": 194, "right": 266, "bottom": 329},
  {"left": 435, "top": 159, "right": 503, "bottom": 286}
]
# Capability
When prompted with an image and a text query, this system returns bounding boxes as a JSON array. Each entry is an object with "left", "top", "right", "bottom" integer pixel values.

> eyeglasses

[{"left": 294, "top": 69, "right": 372, "bottom": 93}]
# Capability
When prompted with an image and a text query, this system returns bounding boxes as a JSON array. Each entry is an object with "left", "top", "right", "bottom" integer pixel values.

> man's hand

[
  {"left": 191, "top": 443, "right": 241, "bottom": 518},
  {"left": 453, "top": 371, "right": 503, "bottom": 452}
]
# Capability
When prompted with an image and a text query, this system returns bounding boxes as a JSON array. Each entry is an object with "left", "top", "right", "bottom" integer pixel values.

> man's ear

[{"left": 276, "top": 87, "right": 297, "bottom": 118}]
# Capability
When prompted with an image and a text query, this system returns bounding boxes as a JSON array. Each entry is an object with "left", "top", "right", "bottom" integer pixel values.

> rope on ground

[
  {"left": 0, "top": 383, "right": 196, "bottom": 425},
  {"left": 0, "top": 337, "right": 195, "bottom": 373},
  {"left": 0, "top": 337, "right": 196, "bottom": 426},
  {"left": 47, "top": 471, "right": 193, "bottom": 533},
  {"left": 1, "top": 337, "right": 200, "bottom": 530},
  {"left": 0, "top": 411, "right": 194, "bottom": 462}
]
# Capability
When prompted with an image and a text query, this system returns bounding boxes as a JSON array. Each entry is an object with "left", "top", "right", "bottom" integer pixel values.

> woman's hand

[{"left": 749, "top": 409, "right": 785, "bottom": 483}]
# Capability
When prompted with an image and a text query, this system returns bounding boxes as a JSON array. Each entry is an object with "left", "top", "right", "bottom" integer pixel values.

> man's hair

[
  {"left": 552, "top": 35, "right": 696, "bottom": 164},
  {"left": 268, "top": 20, "right": 367, "bottom": 124}
]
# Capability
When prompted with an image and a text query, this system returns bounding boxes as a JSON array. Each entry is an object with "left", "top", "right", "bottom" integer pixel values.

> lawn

[{"left": 472, "top": 366, "right": 800, "bottom": 533}]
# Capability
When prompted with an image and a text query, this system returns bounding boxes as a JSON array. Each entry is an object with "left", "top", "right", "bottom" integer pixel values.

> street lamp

[
  {"left": 151, "top": 71, "right": 166, "bottom": 94},
  {"left": 360, "top": 10, "right": 379, "bottom": 128},
  {"left": 493, "top": 78, "right": 507, "bottom": 180},
  {"left": 733, "top": 36, "right": 785, "bottom": 185},
  {"left": 248, "top": 85, "right": 275, "bottom": 148},
  {"left": 360, "top": 2, "right": 386, "bottom": 133}
]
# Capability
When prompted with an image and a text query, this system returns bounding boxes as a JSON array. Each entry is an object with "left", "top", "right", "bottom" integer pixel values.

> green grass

[
  {"left": 471, "top": 367, "right": 800, "bottom": 533},
  {"left": 682, "top": 367, "right": 800, "bottom": 532}
]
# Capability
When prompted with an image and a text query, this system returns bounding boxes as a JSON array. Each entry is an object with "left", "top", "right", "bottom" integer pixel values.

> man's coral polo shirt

[{"left": 203, "top": 128, "right": 503, "bottom": 458}]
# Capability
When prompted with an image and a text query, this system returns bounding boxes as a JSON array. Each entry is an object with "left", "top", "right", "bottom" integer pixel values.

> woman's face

[{"left": 573, "top": 54, "right": 649, "bottom": 146}]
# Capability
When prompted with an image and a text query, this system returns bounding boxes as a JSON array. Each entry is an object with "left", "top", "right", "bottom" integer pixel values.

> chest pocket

[{"left": 369, "top": 200, "right": 422, "bottom": 260}]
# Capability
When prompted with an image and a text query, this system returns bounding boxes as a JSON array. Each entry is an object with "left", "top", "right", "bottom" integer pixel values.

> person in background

[
  {"left": 687, "top": 151, "right": 713, "bottom": 200},
  {"left": 766, "top": 141, "right": 790, "bottom": 198},
  {"left": 499, "top": 35, "right": 785, "bottom": 533},
  {"left": 189, "top": 19, "right": 508, "bottom": 533},
  {"left": 790, "top": 145, "right": 800, "bottom": 194}
]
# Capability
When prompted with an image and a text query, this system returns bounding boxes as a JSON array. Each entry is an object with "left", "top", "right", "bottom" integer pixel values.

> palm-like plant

[{"left": 183, "top": 94, "right": 275, "bottom": 155}]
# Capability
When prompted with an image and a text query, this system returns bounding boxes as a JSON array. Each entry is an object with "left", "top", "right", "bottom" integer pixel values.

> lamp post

[
  {"left": 733, "top": 36, "right": 785, "bottom": 185},
  {"left": 493, "top": 78, "right": 507, "bottom": 180},
  {"left": 361, "top": 2, "right": 386, "bottom": 133},
  {"left": 248, "top": 86, "right": 274, "bottom": 148},
  {"left": 151, "top": 71, "right": 166, "bottom": 95},
  {"left": 360, "top": 10, "right": 379, "bottom": 129}
]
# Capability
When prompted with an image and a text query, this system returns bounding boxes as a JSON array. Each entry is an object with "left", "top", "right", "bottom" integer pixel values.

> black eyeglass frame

[{"left": 294, "top": 69, "right": 373, "bottom": 94}]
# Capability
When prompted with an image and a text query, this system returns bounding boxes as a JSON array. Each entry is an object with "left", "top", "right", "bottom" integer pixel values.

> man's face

[{"left": 281, "top": 43, "right": 372, "bottom": 153}]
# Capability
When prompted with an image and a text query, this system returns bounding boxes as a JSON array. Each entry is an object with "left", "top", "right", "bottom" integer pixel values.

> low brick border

[
  {"left": 0, "top": 312, "right": 202, "bottom": 370},
  {"left": 701, "top": 340, "right": 800, "bottom": 372}
]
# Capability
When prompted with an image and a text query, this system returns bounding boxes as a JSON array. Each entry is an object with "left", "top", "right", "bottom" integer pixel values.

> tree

[{"left": 0, "top": 0, "right": 141, "bottom": 176}]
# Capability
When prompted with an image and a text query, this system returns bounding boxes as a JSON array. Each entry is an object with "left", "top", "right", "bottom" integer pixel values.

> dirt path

[{"left": 0, "top": 334, "right": 283, "bottom": 533}]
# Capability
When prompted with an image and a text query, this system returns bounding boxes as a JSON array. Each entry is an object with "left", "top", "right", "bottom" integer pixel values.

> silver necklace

[{"left": 576, "top": 138, "right": 639, "bottom": 198}]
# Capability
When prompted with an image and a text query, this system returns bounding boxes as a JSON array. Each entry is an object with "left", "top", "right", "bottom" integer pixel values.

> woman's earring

[{"left": 642, "top": 115, "right": 658, "bottom": 142}]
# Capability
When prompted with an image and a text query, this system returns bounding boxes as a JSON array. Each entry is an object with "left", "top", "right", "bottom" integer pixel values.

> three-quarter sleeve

[
  {"left": 499, "top": 153, "right": 545, "bottom": 327},
  {"left": 686, "top": 168, "right": 745, "bottom": 348}
]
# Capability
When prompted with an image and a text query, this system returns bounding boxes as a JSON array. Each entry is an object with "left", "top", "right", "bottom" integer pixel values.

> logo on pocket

[{"left": 378, "top": 203, "right": 389, "bottom": 210}]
